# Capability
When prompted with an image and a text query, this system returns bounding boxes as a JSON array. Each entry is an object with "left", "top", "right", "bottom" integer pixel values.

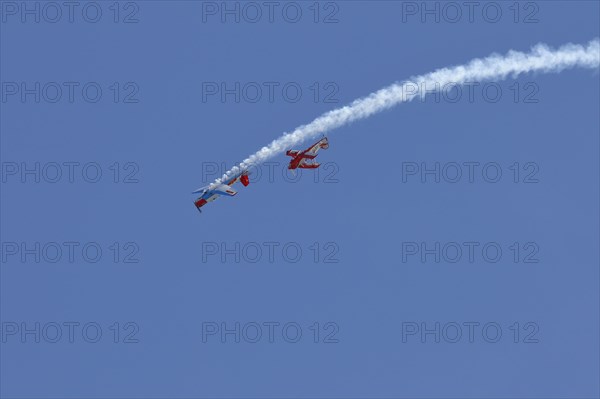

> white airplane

[{"left": 192, "top": 170, "right": 250, "bottom": 213}]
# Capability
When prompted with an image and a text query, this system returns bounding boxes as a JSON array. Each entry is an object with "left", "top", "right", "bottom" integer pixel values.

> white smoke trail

[{"left": 216, "top": 38, "right": 600, "bottom": 184}]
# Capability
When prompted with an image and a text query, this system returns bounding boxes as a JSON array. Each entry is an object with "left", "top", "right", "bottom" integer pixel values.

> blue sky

[{"left": 1, "top": 1, "right": 599, "bottom": 398}]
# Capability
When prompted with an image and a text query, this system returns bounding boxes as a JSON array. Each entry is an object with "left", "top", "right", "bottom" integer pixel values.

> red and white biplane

[{"left": 286, "top": 137, "right": 329, "bottom": 170}]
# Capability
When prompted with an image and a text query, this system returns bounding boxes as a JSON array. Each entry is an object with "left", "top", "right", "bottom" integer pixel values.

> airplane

[
  {"left": 192, "top": 169, "right": 250, "bottom": 213},
  {"left": 286, "top": 136, "right": 329, "bottom": 170}
]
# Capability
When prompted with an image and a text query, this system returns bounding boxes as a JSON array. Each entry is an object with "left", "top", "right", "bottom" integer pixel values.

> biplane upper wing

[{"left": 303, "top": 137, "right": 329, "bottom": 157}]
